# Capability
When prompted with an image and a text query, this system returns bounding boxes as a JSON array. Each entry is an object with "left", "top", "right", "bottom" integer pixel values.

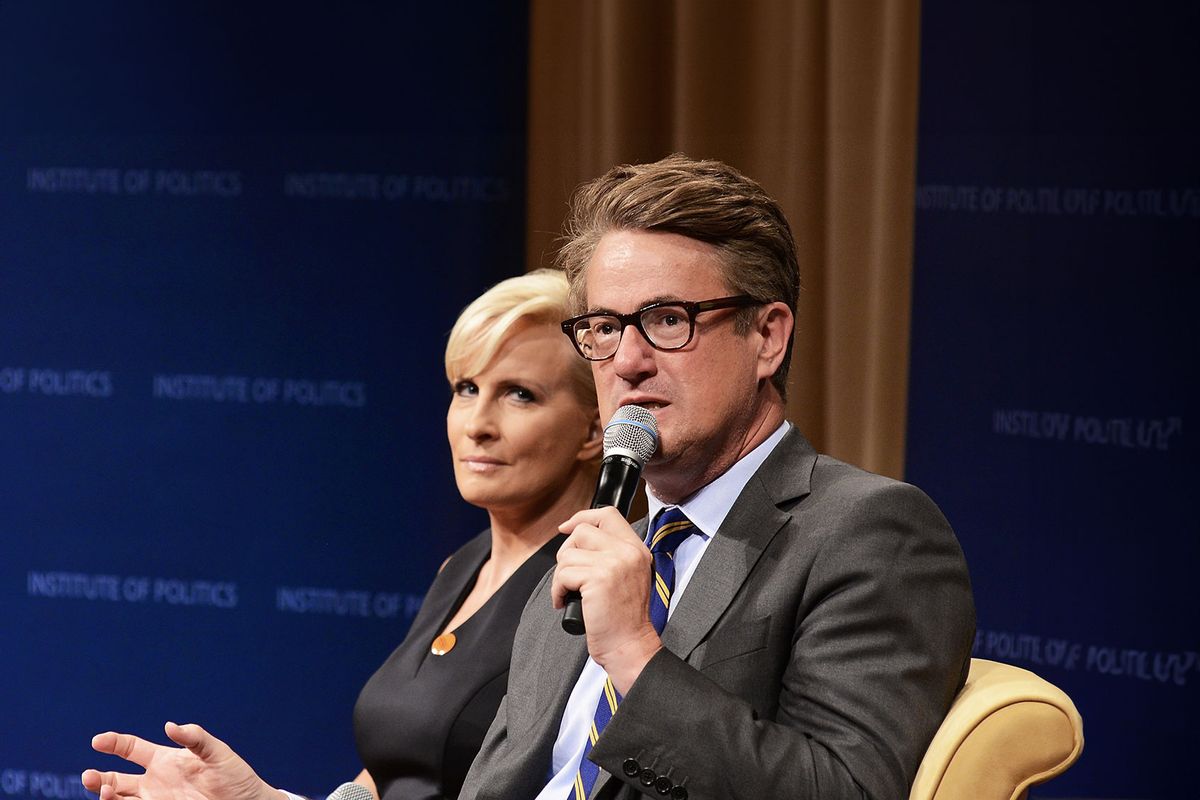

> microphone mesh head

[
  {"left": 326, "top": 784, "right": 375, "bottom": 800},
  {"left": 603, "top": 405, "right": 659, "bottom": 464}
]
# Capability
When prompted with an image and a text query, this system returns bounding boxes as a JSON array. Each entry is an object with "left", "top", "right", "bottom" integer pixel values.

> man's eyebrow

[{"left": 586, "top": 295, "right": 685, "bottom": 315}]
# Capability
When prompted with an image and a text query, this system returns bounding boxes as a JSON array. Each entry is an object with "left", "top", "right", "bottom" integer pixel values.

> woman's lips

[{"left": 461, "top": 457, "right": 506, "bottom": 473}]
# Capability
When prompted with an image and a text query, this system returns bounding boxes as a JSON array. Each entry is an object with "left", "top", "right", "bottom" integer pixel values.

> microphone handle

[{"left": 562, "top": 454, "right": 642, "bottom": 635}]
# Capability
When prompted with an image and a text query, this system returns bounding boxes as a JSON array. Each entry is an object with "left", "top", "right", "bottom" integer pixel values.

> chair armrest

[{"left": 909, "top": 658, "right": 1084, "bottom": 800}]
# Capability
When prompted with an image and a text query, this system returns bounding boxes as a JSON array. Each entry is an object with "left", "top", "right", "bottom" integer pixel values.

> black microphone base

[{"left": 562, "top": 591, "right": 585, "bottom": 635}]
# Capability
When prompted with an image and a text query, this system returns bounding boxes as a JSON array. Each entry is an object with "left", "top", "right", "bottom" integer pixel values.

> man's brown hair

[{"left": 557, "top": 154, "right": 800, "bottom": 397}]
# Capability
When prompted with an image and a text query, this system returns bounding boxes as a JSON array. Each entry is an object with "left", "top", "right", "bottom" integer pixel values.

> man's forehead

[
  {"left": 583, "top": 231, "right": 730, "bottom": 311},
  {"left": 584, "top": 278, "right": 728, "bottom": 314}
]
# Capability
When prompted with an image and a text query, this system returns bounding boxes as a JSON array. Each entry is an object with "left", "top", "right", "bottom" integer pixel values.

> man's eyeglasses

[{"left": 560, "top": 295, "right": 763, "bottom": 362}]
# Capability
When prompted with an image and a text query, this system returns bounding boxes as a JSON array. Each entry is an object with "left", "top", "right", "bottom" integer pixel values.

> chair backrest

[{"left": 909, "top": 658, "right": 1084, "bottom": 800}]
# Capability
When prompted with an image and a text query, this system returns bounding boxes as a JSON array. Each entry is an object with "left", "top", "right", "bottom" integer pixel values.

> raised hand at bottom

[{"left": 82, "top": 722, "right": 281, "bottom": 800}]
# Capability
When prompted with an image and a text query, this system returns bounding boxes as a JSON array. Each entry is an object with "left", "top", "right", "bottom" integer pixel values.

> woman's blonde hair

[{"left": 444, "top": 269, "right": 597, "bottom": 408}]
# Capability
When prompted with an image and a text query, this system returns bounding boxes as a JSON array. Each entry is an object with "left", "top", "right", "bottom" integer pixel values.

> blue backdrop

[
  {"left": 8, "top": 5, "right": 1196, "bottom": 800},
  {"left": 1, "top": 5, "right": 527, "bottom": 798},
  {"left": 908, "top": 2, "right": 1197, "bottom": 797}
]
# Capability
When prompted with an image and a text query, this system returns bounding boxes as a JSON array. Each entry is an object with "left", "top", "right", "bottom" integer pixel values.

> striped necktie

[{"left": 569, "top": 507, "right": 697, "bottom": 800}]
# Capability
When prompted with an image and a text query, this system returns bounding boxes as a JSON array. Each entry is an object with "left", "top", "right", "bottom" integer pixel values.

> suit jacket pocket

[{"left": 694, "top": 615, "right": 771, "bottom": 670}]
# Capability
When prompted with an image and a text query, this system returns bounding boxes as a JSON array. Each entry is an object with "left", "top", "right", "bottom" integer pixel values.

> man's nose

[{"left": 611, "top": 324, "right": 658, "bottom": 380}]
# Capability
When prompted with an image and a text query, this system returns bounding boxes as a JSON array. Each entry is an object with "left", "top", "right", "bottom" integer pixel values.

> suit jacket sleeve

[{"left": 588, "top": 478, "right": 975, "bottom": 800}]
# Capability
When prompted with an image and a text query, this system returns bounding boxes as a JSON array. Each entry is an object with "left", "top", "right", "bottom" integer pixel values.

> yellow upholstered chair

[{"left": 910, "top": 658, "right": 1084, "bottom": 800}]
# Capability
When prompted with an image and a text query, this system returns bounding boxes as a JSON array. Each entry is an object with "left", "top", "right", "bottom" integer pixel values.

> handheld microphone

[
  {"left": 561, "top": 404, "right": 659, "bottom": 635},
  {"left": 324, "top": 783, "right": 374, "bottom": 800}
]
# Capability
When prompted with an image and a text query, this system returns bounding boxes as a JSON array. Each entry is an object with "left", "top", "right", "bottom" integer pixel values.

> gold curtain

[{"left": 526, "top": 0, "right": 922, "bottom": 479}]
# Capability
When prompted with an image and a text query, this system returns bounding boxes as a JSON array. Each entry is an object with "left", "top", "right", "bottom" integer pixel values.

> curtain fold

[{"left": 527, "top": 0, "right": 921, "bottom": 478}]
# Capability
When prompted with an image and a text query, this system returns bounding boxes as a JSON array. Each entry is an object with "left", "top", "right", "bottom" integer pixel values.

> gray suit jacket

[{"left": 459, "top": 428, "right": 975, "bottom": 800}]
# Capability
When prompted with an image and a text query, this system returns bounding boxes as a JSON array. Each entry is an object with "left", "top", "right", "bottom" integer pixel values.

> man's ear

[
  {"left": 578, "top": 409, "right": 604, "bottom": 462},
  {"left": 755, "top": 302, "right": 794, "bottom": 383}
]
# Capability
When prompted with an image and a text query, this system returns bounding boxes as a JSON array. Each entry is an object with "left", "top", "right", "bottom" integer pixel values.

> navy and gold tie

[{"left": 569, "top": 507, "right": 696, "bottom": 800}]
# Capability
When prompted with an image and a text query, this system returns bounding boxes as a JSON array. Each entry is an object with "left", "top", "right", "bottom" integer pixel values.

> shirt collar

[{"left": 645, "top": 420, "right": 791, "bottom": 541}]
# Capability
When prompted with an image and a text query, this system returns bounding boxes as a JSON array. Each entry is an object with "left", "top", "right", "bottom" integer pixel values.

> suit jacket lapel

[{"left": 662, "top": 427, "right": 816, "bottom": 661}]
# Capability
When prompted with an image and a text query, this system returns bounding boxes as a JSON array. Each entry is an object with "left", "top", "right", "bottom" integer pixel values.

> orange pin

[{"left": 430, "top": 632, "right": 457, "bottom": 656}]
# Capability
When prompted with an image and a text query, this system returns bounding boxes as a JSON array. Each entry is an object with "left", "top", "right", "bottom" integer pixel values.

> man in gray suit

[{"left": 460, "top": 154, "right": 974, "bottom": 800}]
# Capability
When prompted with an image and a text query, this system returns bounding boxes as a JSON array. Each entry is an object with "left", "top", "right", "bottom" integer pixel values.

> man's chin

[{"left": 640, "top": 452, "right": 678, "bottom": 487}]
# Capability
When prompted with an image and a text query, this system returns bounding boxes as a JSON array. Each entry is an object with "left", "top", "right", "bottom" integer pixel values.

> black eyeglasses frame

[{"left": 560, "top": 294, "right": 763, "bottom": 362}]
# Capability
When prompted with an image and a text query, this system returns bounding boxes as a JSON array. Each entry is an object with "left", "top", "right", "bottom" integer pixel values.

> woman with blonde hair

[{"left": 83, "top": 269, "right": 601, "bottom": 800}]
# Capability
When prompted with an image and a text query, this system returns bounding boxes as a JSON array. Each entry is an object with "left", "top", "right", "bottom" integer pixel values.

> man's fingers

[
  {"left": 80, "top": 769, "right": 106, "bottom": 793},
  {"left": 551, "top": 564, "right": 593, "bottom": 608},
  {"left": 89, "top": 732, "right": 158, "bottom": 768},
  {"left": 560, "top": 522, "right": 625, "bottom": 552},
  {"left": 557, "top": 508, "right": 597, "bottom": 533},
  {"left": 80, "top": 769, "right": 141, "bottom": 797},
  {"left": 560, "top": 523, "right": 597, "bottom": 549},
  {"left": 550, "top": 566, "right": 574, "bottom": 608},
  {"left": 559, "top": 506, "right": 633, "bottom": 536},
  {"left": 555, "top": 541, "right": 606, "bottom": 568},
  {"left": 560, "top": 525, "right": 652, "bottom": 566},
  {"left": 165, "top": 721, "right": 222, "bottom": 761}
]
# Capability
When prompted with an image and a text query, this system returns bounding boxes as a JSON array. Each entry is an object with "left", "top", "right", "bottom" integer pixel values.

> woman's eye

[
  {"left": 509, "top": 387, "right": 535, "bottom": 402},
  {"left": 453, "top": 380, "right": 477, "bottom": 397}
]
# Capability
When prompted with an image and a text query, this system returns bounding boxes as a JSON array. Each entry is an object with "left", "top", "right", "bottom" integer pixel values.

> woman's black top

[{"left": 353, "top": 531, "right": 564, "bottom": 800}]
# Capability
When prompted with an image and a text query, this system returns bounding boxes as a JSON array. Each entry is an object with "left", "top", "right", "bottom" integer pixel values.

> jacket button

[
  {"left": 670, "top": 787, "right": 688, "bottom": 800},
  {"left": 654, "top": 776, "right": 673, "bottom": 795},
  {"left": 622, "top": 758, "right": 641, "bottom": 777},
  {"left": 639, "top": 768, "right": 656, "bottom": 786}
]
